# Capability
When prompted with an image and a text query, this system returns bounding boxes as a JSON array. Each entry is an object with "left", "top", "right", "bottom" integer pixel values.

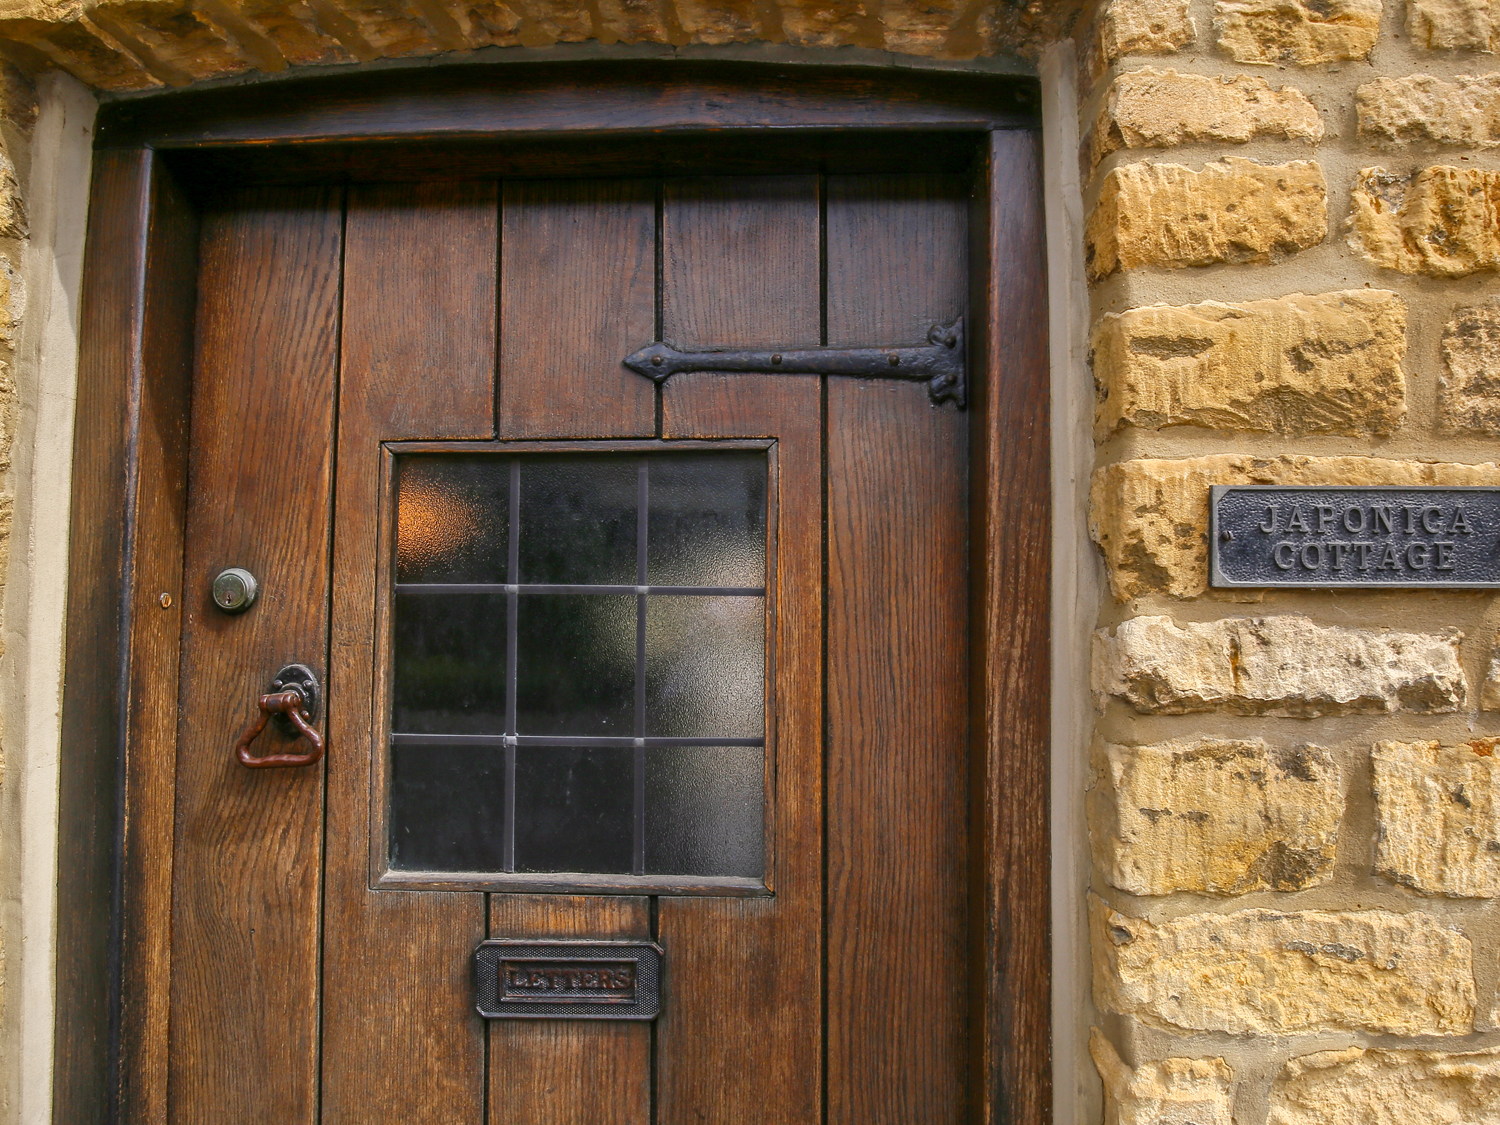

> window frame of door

[{"left": 58, "top": 59, "right": 1051, "bottom": 1125}]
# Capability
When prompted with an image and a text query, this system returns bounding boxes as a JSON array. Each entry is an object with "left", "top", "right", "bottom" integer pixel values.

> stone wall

[
  {"left": 0, "top": 0, "right": 1087, "bottom": 91},
  {"left": 1082, "top": 0, "right": 1500, "bottom": 1122}
]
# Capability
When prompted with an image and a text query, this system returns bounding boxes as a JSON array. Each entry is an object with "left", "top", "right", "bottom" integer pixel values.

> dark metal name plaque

[
  {"left": 475, "top": 939, "right": 663, "bottom": 1020},
  {"left": 1210, "top": 486, "right": 1500, "bottom": 588}
]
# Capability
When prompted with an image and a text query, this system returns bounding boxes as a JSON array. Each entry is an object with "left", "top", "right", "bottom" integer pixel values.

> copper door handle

[{"left": 235, "top": 664, "right": 325, "bottom": 768}]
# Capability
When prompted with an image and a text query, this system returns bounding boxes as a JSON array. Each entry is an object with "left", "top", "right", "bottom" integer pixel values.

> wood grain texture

[
  {"left": 968, "top": 130, "right": 1051, "bottom": 1125},
  {"left": 499, "top": 178, "right": 655, "bottom": 438},
  {"left": 488, "top": 896, "right": 651, "bottom": 1125},
  {"left": 656, "top": 173, "right": 823, "bottom": 1125},
  {"left": 168, "top": 186, "right": 343, "bottom": 1124},
  {"left": 340, "top": 181, "right": 497, "bottom": 436},
  {"left": 824, "top": 174, "right": 971, "bottom": 1124},
  {"left": 161, "top": 132, "right": 983, "bottom": 191},
  {"left": 117, "top": 155, "right": 200, "bottom": 1125},
  {"left": 54, "top": 147, "right": 153, "bottom": 1125},
  {"left": 662, "top": 176, "right": 819, "bottom": 350},
  {"left": 319, "top": 180, "right": 494, "bottom": 1124},
  {"left": 490, "top": 178, "right": 658, "bottom": 1122},
  {"left": 95, "top": 62, "right": 1037, "bottom": 150}
]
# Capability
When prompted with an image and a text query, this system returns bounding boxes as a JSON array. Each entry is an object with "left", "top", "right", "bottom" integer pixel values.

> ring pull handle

[{"left": 235, "top": 664, "right": 324, "bottom": 769}]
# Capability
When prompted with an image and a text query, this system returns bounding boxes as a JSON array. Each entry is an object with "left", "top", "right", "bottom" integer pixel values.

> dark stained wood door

[{"left": 165, "top": 169, "right": 973, "bottom": 1125}]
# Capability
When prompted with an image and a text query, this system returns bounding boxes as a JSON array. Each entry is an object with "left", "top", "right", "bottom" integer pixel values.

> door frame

[{"left": 58, "top": 59, "right": 1050, "bottom": 1125}]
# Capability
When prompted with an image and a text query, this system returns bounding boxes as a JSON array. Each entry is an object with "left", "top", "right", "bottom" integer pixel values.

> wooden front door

[
  {"left": 170, "top": 169, "right": 970, "bottom": 1123},
  {"left": 60, "top": 62, "right": 1048, "bottom": 1125}
]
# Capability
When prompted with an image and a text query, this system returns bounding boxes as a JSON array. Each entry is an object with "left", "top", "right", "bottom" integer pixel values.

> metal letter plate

[
  {"left": 475, "top": 939, "right": 663, "bottom": 1020},
  {"left": 1210, "top": 486, "right": 1500, "bottom": 588}
]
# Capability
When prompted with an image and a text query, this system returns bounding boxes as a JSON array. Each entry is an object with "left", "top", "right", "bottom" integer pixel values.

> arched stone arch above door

[{"left": 0, "top": 0, "right": 1087, "bottom": 93}]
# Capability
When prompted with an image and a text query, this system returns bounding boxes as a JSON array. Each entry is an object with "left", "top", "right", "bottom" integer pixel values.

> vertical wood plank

[
  {"left": 499, "top": 179, "right": 656, "bottom": 438},
  {"left": 662, "top": 176, "right": 819, "bottom": 350},
  {"left": 656, "top": 175, "right": 823, "bottom": 1125},
  {"left": 319, "top": 181, "right": 495, "bottom": 1124},
  {"left": 487, "top": 175, "right": 659, "bottom": 1125},
  {"left": 487, "top": 896, "right": 651, "bottom": 1124},
  {"left": 969, "top": 131, "right": 1051, "bottom": 1125},
  {"left": 55, "top": 147, "right": 154, "bottom": 1125},
  {"left": 168, "top": 185, "right": 343, "bottom": 1124},
  {"left": 117, "top": 155, "right": 200, "bottom": 1125},
  {"left": 824, "top": 174, "right": 970, "bottom": 1124}
]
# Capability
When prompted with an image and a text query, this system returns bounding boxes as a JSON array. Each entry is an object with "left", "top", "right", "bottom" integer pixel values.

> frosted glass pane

[
  {"left": 517, "top": 595, "right": 635, "bottom": 735},
  {"left": 519, "top": 456, "right": 637, "bottom": 584},
  {"left": 645, "top": 596, "right": 764, "bottom": 738},
  {"left": 645, "top": 745, "right": 763, "bottom": 878},
  {"left": 515, "top": 746, "right": 633, "bottom": 874},
  {"left": 647, "top": 453, "right": 766, "bottom": 586},
  {"left": 396, "top": 456, "right": 509, "bottom": 583},
  {"left": 389, "top": 745, "right": 508, "bottom": 871},
  {"left": 392, "top": 592, "right": 507, "bottom": 734}
]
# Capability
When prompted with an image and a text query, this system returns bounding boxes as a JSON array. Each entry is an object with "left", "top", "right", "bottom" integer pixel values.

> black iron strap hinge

[{"left": 623, "top": 318, "right": 966, "bottom": 408}]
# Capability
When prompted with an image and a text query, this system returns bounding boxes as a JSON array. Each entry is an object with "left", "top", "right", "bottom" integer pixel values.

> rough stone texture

[
  {"left": 1215, "top": 0, "right": 1382, "bottom": 64},
  {"left": 1269, "top": 1045, "right": 1500, "bottom": 1125},
  {"left": 1373, "top": 739, "right": 1500, "bottom": 897},
  {"left": 1359, "top": 74, "right": 1500, "bottom": 147},
  {"left": 1408, "top": 0, "right": 1500, "bottom": 51},
  {"left": 1084, "top": 0, "right": 1196, "bottom": 79},
  {"left": 1086, "top": 158, "right": 1327, "bottom": 280},
  {"left": 1091, "top": 68, "right": 1322, "bottom": 168},
  {"left": 1092, "top": 614, "right": 1467, "bottom": 716},
  {"left": 0, "top": 0, "right": 1092, "bottom": 91},
  {"left": 1484, "top": 640, "right": 1500, "bottom": 710},
  {"left": 1091, "top": 455, "right": 1500, "bottom": 600},
  {"left": 1090, "top": 1029, "right": 1233, "bottom": 1125},
  {"left": 1440, "top": 304, "right": 1500, "bottom": 433},
  {"left": 1351, "top": 165, "right": 1500, "bottom": 278},
  {"left": 1094, "top": 738, "right": 1342, "bottom": 895},
  {"left": 1091, "top": 290, "right": 1406, "bottom": 437},
  {"left": 1092, "top": 898, "right": 1477, "bottom": 1035}
]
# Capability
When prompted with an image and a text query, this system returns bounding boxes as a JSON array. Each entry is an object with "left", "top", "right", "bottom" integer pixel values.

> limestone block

[
  {"left": 1092, "top": 897, "right": 1477, "bottom": 1035},
  {"left": 1441, "top": 305, "right": 1500, "bottom": 433},
  {"left": 0, "top": 62, "right": 36, "bottom": 131},
  {"left": 1087, "top": 158, "right": 1326, "bottom": 279},
  {"left": 1090, "top": 455, "right": 1500, "bottom": 600},
  {"left": 1359, "top": 75, "right": 1500, "bottom": 147},
  {"left": 672, "top": 0, "right": 757, "bottom": 45},
  {"left": 1091, "top": 290, "right": 1406, "bottom": 437},
  {"left": 1091, "top": 69, "right": 1321, "bottom": 168},
  {"left": 1099, "top": 0, "right": 1195, "bottom": 60},
  {"left": 1483, "top": 639, "right": 1500, "bottom": 710},
  {"left": 0, "top": 16, "right": 162, "bottom": 91},
  {"left": 1216, "top": 0, "right": 1382, "bottom": 64},
  {"left": 1095, "top": 738, "right": 1341, "bottom": 895},
  {"left": 780, "top": 1, "right": 884, "bottom": 49},
  {"left": 1351, "top": 166, "right": 1500, "bottom": 278},
  {"left": 591, "top": 0, "right": 675, "bottom": 45},
  {"left": 86, "top": 0, "right": 258, "bottom": 82},
  {"left": 1408, "top": 0, "right": 1500, "bottom": 51},
  {"left": 1374, "top": 739, "right": 1500, "bottom": 897},
  {"left": 443, "top": 0, "right": 525, "bottom": 49},
  {"left": 1269, "top": 1045, "right": 1500, "bottom": 1125},
  {"left": 1092, "top": 614, "right": 1467, "bottom": 716},
  {"left": 0, "top": 152, "right": 26, "bottom": 243},
  {"left": 1090, "top": 1030, "right": 1233, "bottom": 1125},
  {"left": 206, "top": 0, "right": 351, "bottom": 65}
]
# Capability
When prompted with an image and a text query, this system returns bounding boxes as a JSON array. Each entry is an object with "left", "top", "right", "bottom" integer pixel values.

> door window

[{"left": 388, "top": 449, "right": 768, "bottom": 885}]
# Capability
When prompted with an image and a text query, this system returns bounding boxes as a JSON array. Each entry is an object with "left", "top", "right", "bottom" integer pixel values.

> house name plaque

[{"left": 1209, "top": 486, "right": 1500, "bottom": 588}]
